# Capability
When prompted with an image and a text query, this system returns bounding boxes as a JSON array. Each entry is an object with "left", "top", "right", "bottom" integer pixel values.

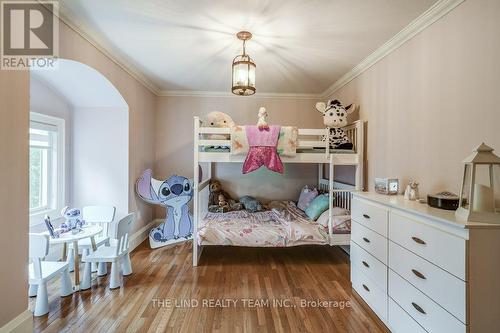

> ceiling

[{"left": 59, "top": 0, "right": 438, "bottom": 95}]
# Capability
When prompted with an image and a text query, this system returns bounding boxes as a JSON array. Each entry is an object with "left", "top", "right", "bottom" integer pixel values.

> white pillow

[
  {"left": 316, "top": 207, "right": 350, "bottom": 227},
  {"left": 331, "top": 207, "right": 350, "bottom": 216}
]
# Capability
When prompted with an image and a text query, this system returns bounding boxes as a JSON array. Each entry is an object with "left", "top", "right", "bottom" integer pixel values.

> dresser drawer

[
  {"left": 389, "top": 212, "right": 466, "bottom": 280},
  {"left": 350, "top": 241, "right": 387, "bottom": 292},
  {"left": 352, "top": 198, "right": 389, "bottom": 237},
  {"left": 389, "top": 241, "right": 466, "bottom": 323},
  {"left": 389, "top": 270, "right": 466, "bottom": 333},
  {"left": 388, "top": 298, "right": 427, "bottom": 333},
  {"left": 352, "top": 221, "right": 387, "bottom": 264},
  {"left": 352, "top": 264, "right": 387, "bottom": 321}
]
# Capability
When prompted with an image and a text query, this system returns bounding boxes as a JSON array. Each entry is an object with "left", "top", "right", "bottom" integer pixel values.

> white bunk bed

[{"left": 192, "top": 117, "right": 364, "bottom": 266}]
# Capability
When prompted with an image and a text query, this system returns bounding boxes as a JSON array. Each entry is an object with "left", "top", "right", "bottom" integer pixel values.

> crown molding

[
  {"left": 53, "top": 2, "right": 162, "bottom": 95},
  {"left": 321, "top": 0, "right": 465, "bottom": 99},
  {"left": 159, "top": 90, "right": 321, "bottom": 100}
]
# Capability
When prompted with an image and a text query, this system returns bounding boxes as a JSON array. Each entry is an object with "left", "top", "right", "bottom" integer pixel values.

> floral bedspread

[{"left": 197, "top": 201, "right": 349, "bottom": 247}]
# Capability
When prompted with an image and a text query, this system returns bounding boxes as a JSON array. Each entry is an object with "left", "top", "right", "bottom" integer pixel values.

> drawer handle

[
  {"left": 362, "top": 284, "right": 370, "bottom": 292},
  {"left": 362, "top": 237, "right": 370, "bottom": 243},
  {"left": 412, "top": 269, "right": 426, "bottom": 280},
  {"left": 362, "top": 261, "right": 370, "bottom": 268},
  {"left": 363, "top": 214, "right": 370, "bottom": 219},
  {"left": 411, "top": 236, "right": 426, "bottom": 245},
  {"left": 412, "top": 302, "right": 426, "bottom": 315}
]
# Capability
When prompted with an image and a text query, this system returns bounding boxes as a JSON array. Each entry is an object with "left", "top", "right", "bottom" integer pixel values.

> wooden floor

[{"left": 31, "top": 241, "right": 389, "bottom": 333}]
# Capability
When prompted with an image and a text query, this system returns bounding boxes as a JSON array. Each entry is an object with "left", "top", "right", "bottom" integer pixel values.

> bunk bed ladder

[{"left": 328, "top": 154, "right": 334, "bottom": 246}]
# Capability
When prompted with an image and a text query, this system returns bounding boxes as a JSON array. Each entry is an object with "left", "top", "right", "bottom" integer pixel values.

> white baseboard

[
  {"left": 0, "top": 310, "right": 32, "bottom": 333},
  {"left": 128, "top": 219, "right": 162, "bottom": 252}
]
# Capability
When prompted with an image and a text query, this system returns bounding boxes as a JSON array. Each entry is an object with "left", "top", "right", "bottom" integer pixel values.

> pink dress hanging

[{"left": 242, "top": 125, "right": 284, "bottom": 174}]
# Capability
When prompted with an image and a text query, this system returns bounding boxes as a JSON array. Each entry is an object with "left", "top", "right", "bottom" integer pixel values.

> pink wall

[
  {"left": 0, "top": 70, "right": 29, "bottom": 326},
  {"left": 330, "top": 0, "right": 500, "bottom": 197}
]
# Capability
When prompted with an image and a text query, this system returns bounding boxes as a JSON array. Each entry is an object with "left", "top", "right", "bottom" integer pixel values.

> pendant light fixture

[{"left": 231, "top": 31, "right": 256, "bottom": 96}]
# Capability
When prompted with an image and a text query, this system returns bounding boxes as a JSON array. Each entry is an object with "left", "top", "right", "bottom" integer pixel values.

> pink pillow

[{"left": 297, "top": 186, "right": 318, "bottom": 211}]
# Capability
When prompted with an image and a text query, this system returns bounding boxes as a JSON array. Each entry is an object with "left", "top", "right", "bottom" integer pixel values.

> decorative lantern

[
  {"left": 231, "top": 31, "right": 256, "bottom": 96},
  {"left": 456, "top": 143, "right": 500, "bottom": 223}
]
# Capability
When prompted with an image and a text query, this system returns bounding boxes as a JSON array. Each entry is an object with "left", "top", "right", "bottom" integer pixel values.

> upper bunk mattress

[{"left": 197, "top": 201, "right": 350, "bottom": 247}]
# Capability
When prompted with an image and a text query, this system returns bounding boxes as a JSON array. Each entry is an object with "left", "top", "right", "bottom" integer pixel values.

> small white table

[{"left": 45, "top": 226, "right": 103, "bottom": 291}]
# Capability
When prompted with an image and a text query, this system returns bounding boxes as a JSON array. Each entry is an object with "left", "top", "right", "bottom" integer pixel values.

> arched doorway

[{"left": 29, "top": 59, "right": 129, "bottom": 240}]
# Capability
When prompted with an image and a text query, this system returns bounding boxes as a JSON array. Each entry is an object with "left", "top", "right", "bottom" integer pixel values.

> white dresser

[{"left": 350, "top": 192, "right": 500, "bottom": 333}]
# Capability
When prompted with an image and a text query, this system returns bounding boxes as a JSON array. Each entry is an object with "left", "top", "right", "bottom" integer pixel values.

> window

[{"left": 29, "top": 113, "right": 65, "bottom": 225}]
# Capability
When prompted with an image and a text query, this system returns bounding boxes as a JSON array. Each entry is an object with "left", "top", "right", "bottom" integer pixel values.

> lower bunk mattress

[{"left": 197, "top": 201, "right": 350, "bottom": 247}]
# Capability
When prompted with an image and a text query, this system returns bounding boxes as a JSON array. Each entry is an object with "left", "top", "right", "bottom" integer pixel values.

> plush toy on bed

[
  {"left": 257, "top": 107, "right": 269, "bottom": 131},
  {"left": 218, "top": 194, "right": 231, "bottom": 213},
  {"left": 201, "top": 111, "right": 235, "bottom": 140},
  {"left": 60, "top": 206, "right": 85, "bottom": 234},
  {"left": 239, "top": 196, "right": 263, "bottom": 213},
  {"left": 208, "top": 180, "right": 243, "bottom": 213},
  {"left": 315, "top": 99, "right": 356, "bottom": 150}
]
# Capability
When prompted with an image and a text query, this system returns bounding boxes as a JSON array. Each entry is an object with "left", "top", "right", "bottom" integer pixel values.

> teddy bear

[
  {"left": 208, "top": 180, "right": 243, "bottom": 213},
  {"left": 315, "top": 99, "right": 356, "bottom": 150},
  {"left": 218, "top": 194, "right": 231, "bottom": 213}
]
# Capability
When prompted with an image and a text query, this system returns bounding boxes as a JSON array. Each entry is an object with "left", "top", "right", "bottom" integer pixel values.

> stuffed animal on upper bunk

[
  {"left": 60, "top": 206, "right": 85, "bottom": 234},
  {"left": 201, "top": 111, "right": 235, "bottom": 150},
  {"left": 208, "top": 180, "right": 243, "bottom": 213},
  {"left": 257, "top": 107, "right": 269, "bottom": 131},
  {"left": 239, "top": 196, "right": 263, "bottom": 213},
  {"left": 315, "top": 99, "right": 356, "bottom": 150}
]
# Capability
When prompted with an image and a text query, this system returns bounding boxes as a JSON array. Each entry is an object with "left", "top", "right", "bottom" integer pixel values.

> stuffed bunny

[{"left": 257, "top": 107, "right": 269, "bottom": 130}]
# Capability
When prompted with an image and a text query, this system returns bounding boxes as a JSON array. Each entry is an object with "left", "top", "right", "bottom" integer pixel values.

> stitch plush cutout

[
  {"left": 60, "top": 207, "right": 85, "bottom": 234},
  {"left": 136, "top": 169, "right": 193, "bottom": 249}
]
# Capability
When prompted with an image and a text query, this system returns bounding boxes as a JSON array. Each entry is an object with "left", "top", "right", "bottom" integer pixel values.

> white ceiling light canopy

[{"left": 231, "top": 31, "right": 256, "bottom": 96}]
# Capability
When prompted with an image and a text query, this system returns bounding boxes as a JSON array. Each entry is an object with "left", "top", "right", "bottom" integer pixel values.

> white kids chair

[
  {"left": 67, "top": 206, "right": 116, "bottom": 275},
  {"left": 29, "top": 233, "right": 73, "bottom": 316},
  {"left": 81, "top": 213, "right": 135, "bottom": 290}
]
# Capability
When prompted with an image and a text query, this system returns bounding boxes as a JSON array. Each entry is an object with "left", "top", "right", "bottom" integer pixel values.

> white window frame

[{"left": 29, "top": 112, "right": 65, "bottom": 226}]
